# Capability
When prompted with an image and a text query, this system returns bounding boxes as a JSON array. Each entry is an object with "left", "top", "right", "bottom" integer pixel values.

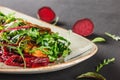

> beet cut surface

[
  {"left": 72, "top": 18, "right": 94, "bottom": 36},
  {"left": 37, "top": 6, "right": 56, "bottom": 23}
]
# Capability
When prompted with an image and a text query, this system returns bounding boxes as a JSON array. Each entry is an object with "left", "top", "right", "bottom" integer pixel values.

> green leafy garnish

[
  {"left": 96, "top": 58, "right": 115, "bottom": 72},
  {"left": 77, "top": 72, "right": 106, "bottom": 80},
  {"left": 105, "top": 32, "right": 120, "bottom": 41},
  {"left": 0, "top": 12, "right": 71, "bottom": 68},
  {"left": 92, "top": 37, "right": 106, "bottom": 43},
  {"left": 76, "top": 58, "right": 115, "bottom": 80},
  {"left": 1, "top": 28, "right": 71, "bottom": 62}
]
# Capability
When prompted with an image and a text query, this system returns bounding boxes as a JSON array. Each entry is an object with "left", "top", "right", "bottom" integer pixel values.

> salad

[{"left": 0, "top": 12, "right": 71, "bottom": 68}]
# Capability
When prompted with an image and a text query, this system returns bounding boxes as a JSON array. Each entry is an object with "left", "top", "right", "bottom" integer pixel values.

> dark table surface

[{"left": 0, "top": 0, "right": 120, "bottom": 80}]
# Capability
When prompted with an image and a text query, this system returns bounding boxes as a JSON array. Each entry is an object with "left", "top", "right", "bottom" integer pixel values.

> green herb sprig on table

[
  {"left": 76, "top": 58, "right": 115, "bottom": 80},
  {"left": 96, "top": 58, "right": 115, "bottom": 72},
  {"left": 105, "top": 32, "right": 120, "bottom": 41}
]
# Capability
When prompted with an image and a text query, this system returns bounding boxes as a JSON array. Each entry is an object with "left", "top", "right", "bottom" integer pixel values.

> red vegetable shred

[{"left": 0, "top": 47, "right": 49, "bottom": 68}]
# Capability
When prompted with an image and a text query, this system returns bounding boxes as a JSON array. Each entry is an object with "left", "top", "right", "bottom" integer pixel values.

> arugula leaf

[
  {"left": 35, "top": 32, "right": 71, "bottom": 61},
  {"left": 0, "top": 12, "right": 16, "bottom": 24},
  {"left": 17, "top": 47, "right": 26, "bottom": 68},
  {"left": 48, "top": 55, "right": 56, "bottom": 62},
  {"left": 6, "top": 12, "right": 15, "bottom": 18},
  {"left": 0, "top": 32, "right": 10, "bottom": 42},
  {"left": 5, "top": 17, "right": 16, "bottom": 23},
  {"left": 96, "top": 58, "right": 115, "bottom": 72},
  {"left": 62, "top": 49, "right": 70, "bottom": 57},
  {"left": 27, "top": 28, "right": 39, "bottom": 38}
]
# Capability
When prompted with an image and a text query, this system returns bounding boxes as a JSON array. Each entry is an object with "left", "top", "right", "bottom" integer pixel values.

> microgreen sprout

[
  {"left": 53, "top": 16, "right": 59, "bottom": 25},
  {"left": 105, "top": 32, "right": 120, "bottom": 41}
]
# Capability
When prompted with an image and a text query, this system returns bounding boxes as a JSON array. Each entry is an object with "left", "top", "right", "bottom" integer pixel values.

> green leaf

[
  {"left": 92, "top": 37, "right": 106, "bottom": 43},
  {"left": 0, "top": 16, "right": 6, "bottom": 25},
  {"left": 62, "top": 49, "right": 70, "bottom": 57},
  {"left": 6, "top": 17, "right": 16, "bottom": 23},
  {"left": 1, "top": 32, "right": 10, "bottom": 42},
  {"left": 96, "top": 58, "right": 115, "bottom": 72},
  {"left": 77, "top": 72, "right": 106, "bottom": 80},
  {"left": 5, "top": 12, "right": 16, "bottom": 23},
  {"left": 27, "top": 28, "right": 39, "bottom": 38},
  {"left": 48, "top": 55, "right": 56, "bottom": 62}
]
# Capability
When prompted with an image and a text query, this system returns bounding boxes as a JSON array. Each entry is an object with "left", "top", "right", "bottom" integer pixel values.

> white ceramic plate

[{"left": 0, "top": 6, "right": 98, "bottom": 74}]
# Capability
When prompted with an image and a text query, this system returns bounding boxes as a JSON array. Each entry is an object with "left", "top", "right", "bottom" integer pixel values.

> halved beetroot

[
  {"left": 37, "top": 6, "right": 56, "bottom": 23},
  {"left": 72, "top": 18, "right": 94, "bottom": 36}
]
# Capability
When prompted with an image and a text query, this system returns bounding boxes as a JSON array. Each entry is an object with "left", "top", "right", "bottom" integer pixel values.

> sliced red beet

[
  {"left": 37, "top": 6, "right": 56, "bottom": 23},
  {"left": 72, "top": 18, "right": 94, "bottom": 36},
  {"left": 4, "top": 55, "right": 22, "bottom": 66}
]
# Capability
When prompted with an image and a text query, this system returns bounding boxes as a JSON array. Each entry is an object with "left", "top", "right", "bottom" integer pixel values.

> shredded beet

[
  {"left": 0, "top": 47, "right": 49, "bottom": 68},
  {"left": 37, "top": 6, "right": 56, "bottom": 23},
  {"left": 4, "top": 55, "right": 22, "bottom": 66},
  {"left": 72, "top": 18, "right": 94, "bottom": 36}
]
